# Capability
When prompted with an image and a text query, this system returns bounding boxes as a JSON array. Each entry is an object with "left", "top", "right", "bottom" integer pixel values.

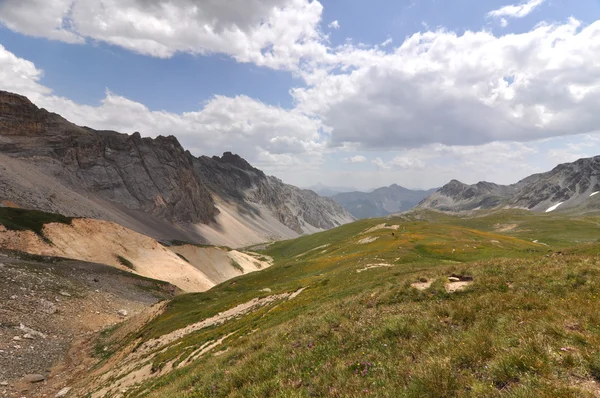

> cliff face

[
  {"left": 0, "top": 90, "right": 353, "bottom": 244},
  {"left": 0, "top": 91, "right": 217, "bottom": 224}
]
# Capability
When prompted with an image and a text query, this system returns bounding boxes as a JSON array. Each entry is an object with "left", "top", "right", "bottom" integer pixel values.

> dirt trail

[
  {"left": 357, "top": 263, "right": 394, "bottom": 273},
  {"left": 82, "top": 288, "right": 306, "bottom": 397}
]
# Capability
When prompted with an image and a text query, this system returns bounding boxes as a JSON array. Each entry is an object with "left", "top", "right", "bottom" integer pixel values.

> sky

[{"left": 0, "top": 0, "right": 599, "bottom": 191}]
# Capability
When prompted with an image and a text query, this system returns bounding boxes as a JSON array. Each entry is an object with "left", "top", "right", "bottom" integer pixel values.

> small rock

[
  {"left": 9, "top": 295, "right": 17, "bottom": 300},
  {"left": 23, "top": 334, "right": 34, "bottom": 340},
  {"left": 13, "top": 336, "right": 22, "bottom": 341},
  {"left": 117, "top": 309, "right": 128, "bottom": 317},
  {"left": 55, "top": 387, "right": 71, "bottom": 397},
  {"left": 19, "top": 324, "right": 47, "bottom": 339},
  {"left": 40, "top": 299, "right": 57, "bottom": 314},
  {"left": 23, "top": 374, "right": 45, "bottom": 383},
  {"left": 0, "top": 381, "right": 8, "bottom": 386},
  {"left": 448, "top": 277, "right": 461, "bottom": 282},
  {"left": 59, "top": 291, "right": 71, "bottom": 297}
]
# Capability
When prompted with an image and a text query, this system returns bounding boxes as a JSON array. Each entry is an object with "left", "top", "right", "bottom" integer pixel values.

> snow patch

[
  {"left": 545, "top": 202, "right": 564, "bottom": 213},
  {"left": 590, "top": 191, "right": 599, "bottom": 197}
]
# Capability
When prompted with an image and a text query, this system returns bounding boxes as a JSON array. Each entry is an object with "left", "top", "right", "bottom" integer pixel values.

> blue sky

[{"left": 0, "top": 0, "right": 599, "bottom": 191}]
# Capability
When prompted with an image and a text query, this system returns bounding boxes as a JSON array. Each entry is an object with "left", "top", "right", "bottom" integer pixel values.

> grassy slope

[{"left": 84, "top": 212, "right": 600, "bottom": 397}]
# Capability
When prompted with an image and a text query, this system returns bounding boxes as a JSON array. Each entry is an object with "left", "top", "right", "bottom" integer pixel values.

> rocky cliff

[
  {"left": 418, "top": 156, "right": 600, "bottom": 213},
  {"left": 194, "top": 153, "right": 353, "bottom": 234},
  {"left": 0, "top": 90, "right": 353, "bottom": 245}
]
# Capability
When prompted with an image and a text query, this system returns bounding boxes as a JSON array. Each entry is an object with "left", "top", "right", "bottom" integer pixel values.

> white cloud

[
  {"left": 372, "top": 157, "right": 391, "bottom": 169},
  {"left": 0, "top": 0, "right": 328, "bottom": 70},
  {"left": 344, "top": 155, "right": 367, "bottom": 163},
  {"left": 294, "top": 19, "right": 600, "bottom": 150},
  {"left": 328, "top": 20, "right": 340, "bottom": 30},
  {"left": 381, "top": 38, "right": 393, "bottom": 47},
  {"left": 488, "top": 0, "right": 545, "bottom": 25}
]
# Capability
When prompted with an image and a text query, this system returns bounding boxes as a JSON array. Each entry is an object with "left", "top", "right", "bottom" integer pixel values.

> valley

[{"left": 3, "top": 204, "right": 600, "bottom": 397}]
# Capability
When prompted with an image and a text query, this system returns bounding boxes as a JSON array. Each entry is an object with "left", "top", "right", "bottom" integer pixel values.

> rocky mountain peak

[{"left": 212, "top": 152, "right": 264, "bottom": 175}]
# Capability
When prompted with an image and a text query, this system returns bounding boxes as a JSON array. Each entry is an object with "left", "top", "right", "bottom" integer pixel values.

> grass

[
  {"left": 116, "top": 255, "right": 135, "bottom": 270},
  {"left": 0, "top": 207, "right": 73, "bottom": 243},
  {"left": 176, "top": 253, "right": 190, "bottom": 263},
  {"left": 230, "top": 259, "right": 244, "bottom": 273},
  {"left": 85, "top": 212, "right": 600, "bottom": 397}
]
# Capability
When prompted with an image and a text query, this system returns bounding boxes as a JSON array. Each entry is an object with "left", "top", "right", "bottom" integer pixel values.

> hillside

[
  {"left": 19, "top": 209, "right": 600, "bottom": 397},
  {"left": 419, "top": 156, "right": 600, "bottom": 213},
  {"left": 333, "top": 184, "right": 438, "bottom": 218},
  {"left": 0, "top": 207, "right": 270, "bottom": 292},
  {"left": 0, "top": 91, "right": 353, "bottom": 247}
]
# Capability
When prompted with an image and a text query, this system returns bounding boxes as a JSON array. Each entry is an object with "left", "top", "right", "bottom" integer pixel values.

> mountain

[
  {"left": 307, "top": 183, "right": 360, "bottom": 197},
  {"left": 332, "top": 184, "right": 439, "bottom": 218},
  {"left": 418, "top": 156, "right": 600, "bottom": 213},
  {"left": 0, "top": 90, "right": 353, "bottom": 246}
]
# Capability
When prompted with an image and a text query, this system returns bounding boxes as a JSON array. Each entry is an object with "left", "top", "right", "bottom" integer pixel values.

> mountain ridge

[
  {"left": 0, "top": 90, "right": 353, "bottom": 246},
  {"left": 418, "top": 156, "right": 600, "bottom": 213},
  {"left": 333, "top": 184, "right": 438, "bottom": 218}
]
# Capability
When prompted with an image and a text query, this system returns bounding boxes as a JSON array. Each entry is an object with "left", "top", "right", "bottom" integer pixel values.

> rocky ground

[{"left": 0, "top": 251, "right": 176, "bottom": 398}]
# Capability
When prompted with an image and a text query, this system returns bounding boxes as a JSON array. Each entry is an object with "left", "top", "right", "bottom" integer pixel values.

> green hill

[{"left": 81, "top": 212, "right": 600, "bottom": 397}]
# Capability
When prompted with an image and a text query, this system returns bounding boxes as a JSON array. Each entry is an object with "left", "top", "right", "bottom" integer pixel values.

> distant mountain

[
  {"left": 332, "top": 184, "right": 438, "bottom": 219},
  {"left": 307, "top": 183, "right": 360, "bottom": 197},
  {"left": 418, "top": 156, "right": 600, "bottom": 213},
  {"left": 0, "top": 90, "right": 354, "bottom": 247}
]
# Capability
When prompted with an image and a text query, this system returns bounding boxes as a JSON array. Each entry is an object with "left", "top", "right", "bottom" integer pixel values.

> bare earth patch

[
  {"left": 494, "top": 223, "right": 518, "bottom": 232},
  {"left": 445, "top": 281, "right": 473, "bottom": 293},
  {"left": 358, "top": 236, "right": 378, "bottom": 245},
  {"left": 357, "top": 263, "right": 394, "bottom": 273},
  {"left": 411, "top": 281, "right": 433, "bottom": 290},
  {"left": 362, "top": 223, "right": 400, "bottom": 234}
]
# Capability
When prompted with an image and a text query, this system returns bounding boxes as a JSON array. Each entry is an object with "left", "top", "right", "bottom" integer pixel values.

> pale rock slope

[{"left": 0, "top": 218, "right": 270, "bottom": 292}]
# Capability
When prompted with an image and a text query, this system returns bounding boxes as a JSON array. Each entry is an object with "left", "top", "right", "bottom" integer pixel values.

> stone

[
  {"left": 0, "top": 382, "right": 8, "bottom": 386},
  {"left": 448, "top": 277, "right": 461, "bottom": 282},
  {"left": 12, "top": 336, "right": 22, "bottom": 341},
  {"left": 23, "top": 374, "right": 45, "bottom": 383},
  {"left": 23, "top": 334, "right": 34, "bottom": 340},
  {"left": 19, "top": 324, "right": 47, "bottom": 339},
  {"left": 59, "top": 291, "right": 71, "bottom": 297},
  {"left": 55, "top": 387, "right": 71, "bottom": 397},
  {"left": 117, "top": 309, "right": 128, "bottom": 317},
  {"left": 40, "top": 299, "right": 57, "bottom": 314}
]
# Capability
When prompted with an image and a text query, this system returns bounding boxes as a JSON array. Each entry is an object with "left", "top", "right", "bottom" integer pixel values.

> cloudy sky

[{"left": 0, "top": 0, "right": 599, "bottom": 191}]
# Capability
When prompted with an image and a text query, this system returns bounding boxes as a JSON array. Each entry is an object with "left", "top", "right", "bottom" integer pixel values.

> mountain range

[
  {"left": 332, "top": 184, "right": 439, "bottom": 219},
  {"left": 418, "top": 156, "right": 600, "bottom": 213},
  {"left": 0, "top": 91, "right": 353, "bottom": 247}
]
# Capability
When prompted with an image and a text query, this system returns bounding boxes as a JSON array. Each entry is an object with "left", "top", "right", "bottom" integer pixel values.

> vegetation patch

[
  {"left": 230, "top": 259, "right": 244, "bottom": 273},
  {"left": 176, "top": 253, "right": 190, "bottom": 263},
  {"left": 0, "top": 207, "right": 73, "bottom": 243},
  {"left": 116, "top": 255, "right": 135, "bottom": 270}
]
